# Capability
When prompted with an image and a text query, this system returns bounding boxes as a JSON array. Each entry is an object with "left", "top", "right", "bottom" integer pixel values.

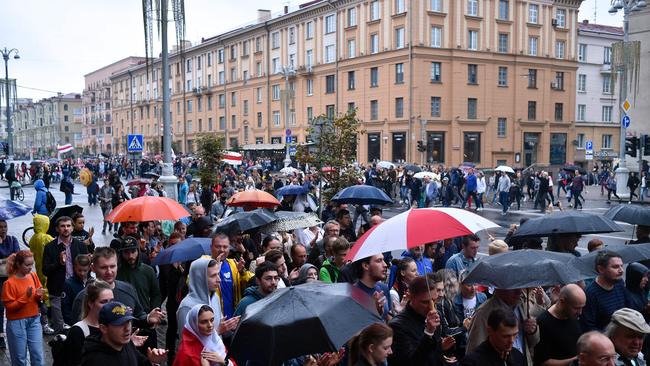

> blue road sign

[
  {"left": 286, "top": 136, "right": 294, "bottom": 143},
  {"left": 285, "top": 129, "right": 292, "bottom": 136},
  {"left": 289, "top": 145, "right": 297, "bottom": 156},
  {"left": 622, "top": 115, "right": 631, "bottom": 128},
  {"left": 585, "top": 140, "right": 593, "bottom": 150},
  {"left": 127, "top": 134, "right": 144, "bottom": 152}
]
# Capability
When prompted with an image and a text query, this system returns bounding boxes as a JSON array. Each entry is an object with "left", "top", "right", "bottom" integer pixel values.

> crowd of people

[{"left": 0, "top": 156, "right": 648, "bottom": 366}]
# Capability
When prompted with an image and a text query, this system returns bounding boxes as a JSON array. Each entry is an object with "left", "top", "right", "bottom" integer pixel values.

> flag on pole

[
  {"left": 57, "top": 144, "right": 74, "bottom": 154},
  {"left": 222, "top": 151, "right": 243, "bottom": 165}
]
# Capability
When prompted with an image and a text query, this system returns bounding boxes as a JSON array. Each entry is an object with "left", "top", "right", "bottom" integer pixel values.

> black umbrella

[
  {"left": 573, "top": 243, "right": 650, "bottom": 277},
  {"left": 604, "top": 205, "right": 650, "bottom": 227},
  {"left": 331, "top": 185, "right": 393, "bottom": 205},
  {"left": 463, "top": 250, "right": 587, "bottom": 289},
  {"left": 563, "top": 165, "right": 587, "bottom": 175},
  {"left": 214, "top": 208, "right": 278, "bottom": 234},
  {"left": 402, "top": 164, "right": 422, "bottom": 173},
  {"left": 48, "top": 205, "right": 83, "bottom": 237},
  {"left": 510, "top": 211, "right": 623, "bottom": 238},
  {"left": 229, "top": 282, "right": 382, "bottom": 366}
]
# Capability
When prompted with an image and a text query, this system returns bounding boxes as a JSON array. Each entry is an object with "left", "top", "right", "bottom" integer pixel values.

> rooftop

[{"left": 578, "top": 20, "right": 624, "bottom": 36}]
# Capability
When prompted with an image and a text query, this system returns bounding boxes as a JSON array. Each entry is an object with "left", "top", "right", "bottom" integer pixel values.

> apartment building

[
  {"left": 82, "top": 56, "right": 146, "bottom": 154},
  {"left": 573, "top": 20, "right": 623, "bottom": 169},
  {"left": 628, "top": 6, "right": 650, "bottom": 150},
  {"left": 110, "top": 0, "right": 582, "bottom": 168},
  {"left": 14, "top": 93, "right": 83, "bottom": 158}
]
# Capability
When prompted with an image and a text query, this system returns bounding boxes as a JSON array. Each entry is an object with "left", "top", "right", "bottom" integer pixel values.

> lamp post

[
  {"left": 609, "top": 0, "right": 646, "bottom": 199},
  {"left": 279, "top": 66, "right": 296, "bottom": 168},
  {"left": 2, "top": 47, "right": 19, "bottom": 162}
]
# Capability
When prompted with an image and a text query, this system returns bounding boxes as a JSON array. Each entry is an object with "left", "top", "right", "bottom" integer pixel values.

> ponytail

[
  {"left": 347, "top": 323, "right": 393, "bottom": 366},
  {"left": 6, "top": 250, "right": 34, "bottom": 276}
]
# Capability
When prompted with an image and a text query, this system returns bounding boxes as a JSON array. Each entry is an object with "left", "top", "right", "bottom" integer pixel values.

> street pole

[
  {"left": 283, "top": 67, "right": 293, "bottom": 168},
  {"left": 2, "top": 47, "right": 19, "bottom": 163},
  {"left": 158, "top": 0, "right": 178, "bottom": 200}
]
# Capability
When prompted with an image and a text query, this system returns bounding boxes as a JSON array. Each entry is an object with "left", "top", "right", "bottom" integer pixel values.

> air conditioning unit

[
  {"left": 551, "top": 19, "right": 558, "bottom": 27},
  {"left": 550, "top": 82, "right": 558, "bottom": 89}
]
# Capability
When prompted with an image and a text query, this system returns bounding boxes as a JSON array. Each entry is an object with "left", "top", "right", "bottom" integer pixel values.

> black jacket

[
  {"left": 81, "top": 335, "right": 151, "bottom": 366},
  {"left": 388, "top": 304, "right": 446, "bottom": 366},
  {"left": 42, "top": 238, "right": 89, "bottom": 295},
  {"left": 461, "top": 340, "right": 525, "bottom": 366}
]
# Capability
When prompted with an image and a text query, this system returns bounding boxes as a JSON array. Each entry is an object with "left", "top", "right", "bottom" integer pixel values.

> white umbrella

[
  {"left": 377, "top": 161, "right": 396, "bottom": 169},
  {"left": 413, "top": 171, "right": 440, "bottom": 181},
  {"left": 280, "top": 167, "right": 300, "bottom": 175},
  {"left": 495, "top": 165, "right": 515, "bottom": 174}
]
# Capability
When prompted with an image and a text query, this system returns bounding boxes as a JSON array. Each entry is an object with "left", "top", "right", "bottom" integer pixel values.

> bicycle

[{"left": 10, "top": 181, "right": 24, "bottom": 201}]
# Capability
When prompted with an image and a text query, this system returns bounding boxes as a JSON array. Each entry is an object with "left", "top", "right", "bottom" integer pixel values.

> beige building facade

[
  {"left": 110, "top": 0, "right": 583, "bottom": 168},
  {"left": 14, "top": 93, "right": 83, "bottom": 158}
]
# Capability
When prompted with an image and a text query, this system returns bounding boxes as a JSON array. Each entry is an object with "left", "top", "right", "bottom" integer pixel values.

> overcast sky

[{"left": 1, "top": 0, "right": 622, "bottom": 101}]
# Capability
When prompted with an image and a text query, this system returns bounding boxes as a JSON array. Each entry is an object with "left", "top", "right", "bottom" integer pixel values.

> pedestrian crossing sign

[{"left": 127, "top": 134, "right": 144, "bottom": 152}]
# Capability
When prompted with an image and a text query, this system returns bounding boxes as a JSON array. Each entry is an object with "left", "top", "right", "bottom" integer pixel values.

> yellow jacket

[{"left": 29, "top": 214, "right": 54, "bottom": 286}]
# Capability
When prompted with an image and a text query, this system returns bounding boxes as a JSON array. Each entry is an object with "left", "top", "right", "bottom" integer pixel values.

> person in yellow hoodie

[
  {"left": 210, "top": 233, "right": 254, "bottom": 318},
  {"left": 28, "top": 214, "right": 56, "bottom": 334}
]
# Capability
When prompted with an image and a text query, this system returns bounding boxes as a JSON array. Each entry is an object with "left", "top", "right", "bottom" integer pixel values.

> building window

[
  {"left": 528, "top": 101, "right": 537, "bottom": 120},
  {"left": 368, "top": 133, "right": 381, "bottom": 162},
  {"left": 348, "top": 102, "right": 356, "bottom": 112},
  {"left": 288, "top": 28, "right": 295, "bottom": 45},
  {"left": 326, "top": 75, "right": 336, "bottom": 93},
  {"left": 187, "top": 100, "right": 193, "bottom": 113},
  {"left": 219, "top": 116, "right": 225, "bottom": 130},
  {"left": 467, "top": 98, "right": 477, "bottom": 119},
  {"left": 529, "top": 4, "right": 538, "bottom": 23},
  {"left": 602, "top": 106, "right": 613, "bottom": 122},
  {"left": 306, "top": 79, "right": 314, "bottom": 96},
  {"left": 395, "top": 97, "right": 404, "bottom": 118},
  {"left": 370, "top": 34, "right": 379, "bottom": 54},
  {"left": 395, "top": 27, "right": 405, "bottom": 49},
  {"left": 498, "top": 66, "right": 508, "bottom": 86},
  {"left": 186, "top": 59, "right": 192, "bottom": 72},
  {"left": 231, "top": 92, "right": 236, "bottom": 106},
  {"left": 578, "top": 44, "right": 587, "bottom": 62},
  {"left": 604, "top": 46, "right": 612, "bottom": 64},
  {"left": 306, "top": 22, "right": 314, "bottom": 39},
  {"left": 273, "top": 111, "right": 281, "bottom": 126},
  {"left": 556, "top": 9, "right": 566, "bottom": 28},
  {"left": 257, "top": 112, "right": 262, "bottom": 128},
  {"left": 347, "top": 71, "right": 355, "bottom": 90},
  {"left": 550, "top": 133, "right": 567, "bottom": 164},
  {"left": 529, "top": 37, "right": 538, "bottom": 56},
  {"left": 603, "top": 75, "right": 612, "bottom": 93},
  {"left": 325, "top": 14, "right": 336, "bottom": 34},
  {"left": 395, "top": 0, "right": 406, "bottom": 13},
  {"left": 272, "top": 84, "right": 280, "bottom": 100},
  {"left": 497, "top": 118, "right": 506, "bottom": 137},
  {"left": 431, "top": 27, "right": 442, "bottom": 47},
  {"left": 427, "top": 132, "right": 445, "bottom": 162},
  {"left": 348, "top": 39, "right": 356, "bottom": 58},
  {"left": 347, "top": 7, "right": 357, "bottom": 27},
  {"left": 230, "top": 45, "right": 237, "bottom": 60},
  {"left": 217, "top": 49, "right": 224, "bottom": 63},
  {"left": 578, "top": 74, "right": 586, "bottom": 92},
  {"left": 307, "top": 107, "right": 313, "bottom": 124},
  {"left": 218, "top": 94, "right": 225, "bottom": 108},
  {"left": 528, "top": 69, "right": 537, "bottom": 88},
  {"left": 306, "top": 49, "right": 313, "bottom": 67},
  {"left": 577, "top": 133, "right": 585, "bottom": 147},
  {"left": 243, "top": 100, "right": 249, "bottom": 115},
  {"left": 468, "top": 64, "right": 478, "bottom": 84},
  {"left": 554, "top": 72, "right": 565, "bottom": 90},
  {"left": 467, "top": 0, "right": 478, "bottom": 15},
  {"left": 395, "top": 63, "right": 404, "bottom": 83},
  {"left": 555, "top": 103, "right": 564, "bottom": 121},
  {"left": 577, "top": 104, "right": 586, "bottom": 121},
  {"left": 499, "top": 0, "right": 509, "bottom": 19},
  {"left": 197, "top": 97, "right": 202, "bottom": 112},
  {"left": 431, "top": 0, "right": 442, "bottom": 12},
  {"left": 370, "top": 67, "right": 379, "bottom": 87},
  {"left": 370, "top": 100, "right": 379, "bottom": 120},
  {"left": 63, "top": 104, "right": 68, "bottom": 111},
  {"left": 272, "top": 32, "right": 280, "bottom": 49},
  {"left": 325, "top": 45, "right": 335, "bottom": 63},
  {"left": 431, "top": 97, "right": 441, "bottom": 117},
  {"left": 370, "top": 0, "right": 380, "bottom": 20},
  {"left": 431, "top": 62, "right": 441, "bottom": 82},
  {"left": 556, "top": 41, "right": 565, "bottom": 59},
  {"left": 498, "top": 34, "right": 508, "bottom": 53},
  {"left": 463, "top": 132, "right": 481, "bottom": 163},
  {"left": 326, "top": 105, "right": 335, "bottom": 119},
  {"left": 602, "top": 134, "right": 613, "bottom": 149},
  {"left": 468, "top": 30, "right": 478, "bottom": 50},
  {"left": 256, "top": 88, "right": 262, "bottom": 103},
  {"left": 64, "top": 115, "right": 69, "bottom": 122},
  {"left": 288, "top": 54, "right": 295, "bottom": 68}
]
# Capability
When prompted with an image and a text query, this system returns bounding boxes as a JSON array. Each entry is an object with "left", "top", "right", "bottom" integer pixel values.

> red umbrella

[
  {"left": 126, "top": 178, "right": 152, "bottom": 186},
  {"left": 106, "top": 196, "right": 190, "bottom": 223},
  {"left": 227, "top": 189, "right": 280, "bottom": 209},
  {"left": 345, "top": 207, "right": 499, "bottom": 262}
]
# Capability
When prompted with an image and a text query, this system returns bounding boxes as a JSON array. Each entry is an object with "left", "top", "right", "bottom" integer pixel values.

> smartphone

[{"left": 445, "top": 327, "right": 464, "bottom": 338}]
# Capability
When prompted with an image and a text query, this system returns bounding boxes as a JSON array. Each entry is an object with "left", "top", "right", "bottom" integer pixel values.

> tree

[
  {"left": 196, "top": 133, "right": 224, "bottom": 188},
  {"left": 297, "top": 110, "right": 364, "bottom": 202},
  {"left": 149, "top": 139, "right": 161, "bottom": 154}
]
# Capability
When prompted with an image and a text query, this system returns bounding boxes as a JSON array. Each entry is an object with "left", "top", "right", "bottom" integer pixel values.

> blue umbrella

[
  {"left": 331, "top": 185, "right": 393, "bottom": 205},
  {"left": 275, "top": 184, "right": 309, "bottom": 197},
  {"left": 0, "top": 199, "right": 31, "bottom": 220},
  {"left": 151, "top": 237, "right": 212, "bottom": 266}
]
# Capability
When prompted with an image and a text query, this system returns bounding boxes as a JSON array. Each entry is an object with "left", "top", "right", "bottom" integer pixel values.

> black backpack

[{"left": 45, "top": 191, "right": 57, "bottom": 213}]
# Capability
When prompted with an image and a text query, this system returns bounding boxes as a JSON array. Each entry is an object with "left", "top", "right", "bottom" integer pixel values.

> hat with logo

[
  {"left": 99, "top": 301, "right": 136, "bottom": 326},
  {"left": 119, "top": 236, "right": 139, "bottom": 251},
  {"left": 611, "top": 308, "right": 650, "bottom": 334}
]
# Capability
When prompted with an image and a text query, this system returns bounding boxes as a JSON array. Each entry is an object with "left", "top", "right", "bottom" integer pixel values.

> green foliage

[
  {"left": 149, "top": 139, "right": 161, "bottom": 154},
  {"left": 297, "top": 110, "right": 364, "bottom": 202},
  {"left": 196, "top": 133, "right": 224, "bottom": 187}
]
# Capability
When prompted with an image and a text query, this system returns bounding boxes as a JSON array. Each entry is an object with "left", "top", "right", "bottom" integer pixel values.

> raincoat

[{"left": 29, "top": 214, "right": 53, "bottom": 286}]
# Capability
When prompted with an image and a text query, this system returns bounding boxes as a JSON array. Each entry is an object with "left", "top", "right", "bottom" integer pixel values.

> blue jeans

[
  {"left": 499, "top": 192, "right": 510, "bottom": 213},
  {"left": 65, "top": 192, "right": 72, "bottom": 205},
  {"left": 7, "top": 315, "right": 44, "bottom": 366}
]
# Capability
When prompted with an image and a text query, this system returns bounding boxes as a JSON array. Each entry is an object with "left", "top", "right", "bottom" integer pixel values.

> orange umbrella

[
  {"left": 106, "top": 196, "right": 190, "bottom": 223},
  {"left": 227, "top": 189, "right": 280, "bottom": 209}
]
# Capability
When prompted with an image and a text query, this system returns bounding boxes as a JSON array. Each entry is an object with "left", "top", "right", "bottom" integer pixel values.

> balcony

[{"left": 600, "top": 63, "right": 612, "bottom": 74}]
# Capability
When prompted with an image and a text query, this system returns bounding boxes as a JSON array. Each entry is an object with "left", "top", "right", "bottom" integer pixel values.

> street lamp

[
  {"left": 279, "top": 66, "right": 296, "bottom": 168},
  {"left": 2, "top": 47, "right": 19, "bottom": 162},
  {"left": 609, "top": 0, "right": 645, "bottom": 199}
]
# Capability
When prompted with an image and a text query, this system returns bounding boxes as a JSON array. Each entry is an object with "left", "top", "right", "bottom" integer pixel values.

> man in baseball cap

[
  {"left": 81, "top": 301, "right": 167, "bottom": 365},
  {"left": 605, "top": 308, "right": 650, "bottom": 366}
]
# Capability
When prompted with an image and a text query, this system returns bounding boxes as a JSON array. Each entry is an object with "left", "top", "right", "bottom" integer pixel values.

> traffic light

[
  {"left": 643, "top": 135, "right": 650, "bottom": 156},
  {"left": 417, "top": 140, "right": 425, "bottom": 152},
  {"left": 625, "top": 136, "right": 638, "bottom": 158}
]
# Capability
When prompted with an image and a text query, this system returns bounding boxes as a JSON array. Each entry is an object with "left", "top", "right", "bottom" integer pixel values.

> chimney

[
  {"left": 284, "top": 5, "right": 289, "bottom": 14},
  {"left": 582, "top": 19, "right": 589, "bottom": 24},
  {"left": 257, "top": 9, "right": 272, "bottom": 23}
]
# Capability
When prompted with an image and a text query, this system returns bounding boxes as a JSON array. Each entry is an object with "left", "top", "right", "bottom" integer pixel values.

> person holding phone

[{"left": 1, "top": 250, "right": 45, "bottom": 366}]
